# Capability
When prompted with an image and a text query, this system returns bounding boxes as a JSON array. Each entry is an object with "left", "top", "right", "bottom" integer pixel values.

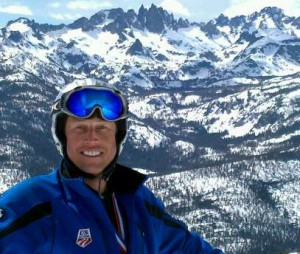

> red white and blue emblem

[{"left": 76, "top": 228, "right": 92, "bottom": 248}]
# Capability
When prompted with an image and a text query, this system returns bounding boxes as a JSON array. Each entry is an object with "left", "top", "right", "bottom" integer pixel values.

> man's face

[{"left": 65, "top": 116, "right": 117, "bottom": 176}]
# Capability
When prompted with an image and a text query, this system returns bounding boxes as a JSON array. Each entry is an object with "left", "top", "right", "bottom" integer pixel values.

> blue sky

[{"left": 0, "top": 0, "right": 299, "bottom": 28}]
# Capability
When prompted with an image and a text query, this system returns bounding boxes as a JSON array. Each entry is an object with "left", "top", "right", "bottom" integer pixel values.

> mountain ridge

[{"left": 0, "top": 4, "right": 299, "bottom": 253}]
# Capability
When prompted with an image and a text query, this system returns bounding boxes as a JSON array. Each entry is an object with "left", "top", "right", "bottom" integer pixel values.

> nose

[{"left": 85, "top": 128, "right": 99, "bottom": 143}]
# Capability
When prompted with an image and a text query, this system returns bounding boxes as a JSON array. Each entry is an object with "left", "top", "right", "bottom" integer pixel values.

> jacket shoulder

[
  {"left": 0, "top": 169, "right": 61, "bottom": 217},
  {"left": 0, "top": 170, "right": 59, "bottom": 248},
  {"left": 2, "top": 169, "right": 60, "bottom": 196},
  {"left": 136, "top": 182, "right": 166, "bottom": 211}
]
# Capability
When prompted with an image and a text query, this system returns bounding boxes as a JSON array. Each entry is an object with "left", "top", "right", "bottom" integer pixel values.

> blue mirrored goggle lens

[{"left": 66, "top": 88, "right": 124, "bottom": 120}]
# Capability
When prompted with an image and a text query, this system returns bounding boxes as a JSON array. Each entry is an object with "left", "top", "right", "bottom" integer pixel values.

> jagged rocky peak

[
  {"left": 68, "top": 8, "right": 126, "bottom": 32},
  {"left": 206, "top": 12, "right": 246, "bottom": 29},
  {"left": 249, "top": 6, "right": 285, "bottom": 23},
  {"left": 6, "top": 17, "right": 33, "bottom": 28},
  {"left": 259, "top": 6, "right": 285, "bottom": 17},
  {"left": 215, "top": 14, "right": 230, "bottom": 26},
  {"left": 145, "top": 4, "right": 182, "bottom": 33},
  {"left": 89, "top": 10, "right": 107, "bottom": 25},
  {"left": 73, "top": 7, "right": 137, "bottom": 33},
  {"left": 138, "top": 4, "right": 147, "bottom": 24},
  {"left": 177, "top": 17, "right": 189, "bottom": 28},
  {"left": 60, "top": 4, "right": 189, "bottom": 34},
  {"left": 106, "top": 7, "right": 125, "bottom": 19},
  {"left": 126, "top": 38, "right": 145, "bottom": 55},
  {"left": 68, "top": 17, "right": 94, "bottom": 31},
  {"left": 3, "top": 18, "right": 41, "bottom": 42},
  {"left": 102, "top": 11, "right": 132, "bottom": 34},
  {"left": 202, "top": 6, "right": 291, "bottom": 38},
  {"left": 101, "top": 4, "right": 173, "bottom": 34},
  {"left": 5, "top": 18, "right": 37, "bottom": 35},
  {"left": 252, "top": 7, "right": 287, "bottom": 29},
  {"left": 229, "top": 15, "right": 247, "bottom": 28},
  {"left": 6, "top": 17, "right": 64, "bottom": 34},
  {"left": 137, "top": 4, "right": 189, "bottom": 33},
  {"left": 145, "top": 4, "right": 166, "bottom": 33}
]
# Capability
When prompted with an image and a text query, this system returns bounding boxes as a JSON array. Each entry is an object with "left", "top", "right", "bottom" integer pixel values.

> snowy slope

[
  {"left": 0, "top": 4, "right": 299, "bottom": 254},
  {"left": 147, "top": 160, "right": 300, "bottom": 253}
]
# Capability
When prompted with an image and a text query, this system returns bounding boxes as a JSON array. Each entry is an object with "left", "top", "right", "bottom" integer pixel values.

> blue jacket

[{"left": 0, "top": 164, "right": 224, "bottom": 253}]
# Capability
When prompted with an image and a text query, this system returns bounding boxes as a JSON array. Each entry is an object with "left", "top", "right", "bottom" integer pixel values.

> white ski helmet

[{"left": 51, "top": 78, "right": 128, "bottom": 157}]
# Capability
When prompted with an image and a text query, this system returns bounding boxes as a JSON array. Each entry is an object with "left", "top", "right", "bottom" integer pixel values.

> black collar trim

[
  {"left": 61, "top": 160, "right": 147, "bottom": 194},
  {"left": 107, "top": 164, "right": 148, "bottom": 194}
]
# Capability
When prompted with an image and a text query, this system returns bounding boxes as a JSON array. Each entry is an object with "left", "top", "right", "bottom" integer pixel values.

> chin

[{"left": 82, "top": 166, "right": 105, "bottom": 175}]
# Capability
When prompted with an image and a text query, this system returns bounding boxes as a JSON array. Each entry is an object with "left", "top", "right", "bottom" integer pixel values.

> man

[{"left": 0, "top": 79, "right": 224, "bottom": 253}]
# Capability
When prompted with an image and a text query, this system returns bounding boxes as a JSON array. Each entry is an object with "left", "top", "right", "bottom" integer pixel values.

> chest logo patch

[{"left": 76, "top": 228, "right": 92, "bottom": 248}]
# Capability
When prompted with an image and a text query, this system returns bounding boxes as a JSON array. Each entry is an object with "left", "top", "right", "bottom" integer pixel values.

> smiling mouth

[{"left": 82, "top": 151, "right": 102, "bottom": 157}]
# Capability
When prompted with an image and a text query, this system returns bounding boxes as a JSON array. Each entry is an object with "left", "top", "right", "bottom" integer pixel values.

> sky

[{"left": 0, "top": 0, "right": 299, "bottom": 28}]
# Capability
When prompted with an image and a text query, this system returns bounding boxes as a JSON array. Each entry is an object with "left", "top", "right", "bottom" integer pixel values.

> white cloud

[
  {"left": 160, "top": 0, "right": 191, "bottom": 17},
  {"left": 50, "top": 12, "right": 82, "bottom": 21},
  {"left": 0, "top": 5, "right": 33, "bottom": 15},
  {"left": 49, "top": 2, "right": 62, "bottom": 9},
  {"left": 224, "top": 0, "right": 300, "bottom": 17},
  {"left": 67, "top": 1, "right": 112, "bottom": 11}
]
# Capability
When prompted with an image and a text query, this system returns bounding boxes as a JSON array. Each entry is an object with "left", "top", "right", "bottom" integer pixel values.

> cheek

[
  {"left": 111, "top": 141, "right": 117, "bottom": 153},
  {"left": 65, "top": 134, "right": 79, "bottom": 155},
  {"left": 104, "top": 135, "right": 117, "bottom": 155},
  {"left": 66, "top": 138, "right": 74, "bottom": 158}
]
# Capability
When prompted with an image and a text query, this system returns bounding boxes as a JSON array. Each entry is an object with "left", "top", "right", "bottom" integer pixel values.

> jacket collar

[
  {"left": 107, "top": 163, "right": 148, "bottom": 194},
  {"left": 60, "top": 160, "right": 148, "bottom": 195}
]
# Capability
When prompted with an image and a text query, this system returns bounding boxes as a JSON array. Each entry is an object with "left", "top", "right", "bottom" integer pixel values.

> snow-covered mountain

[{"left": 0, "top": 4, "right": 299, "bottom": 253}]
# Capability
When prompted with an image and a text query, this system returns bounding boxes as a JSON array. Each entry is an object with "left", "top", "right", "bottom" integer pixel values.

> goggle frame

[{"left": 52, "top": 86, "right": 128, "bottom": 121}]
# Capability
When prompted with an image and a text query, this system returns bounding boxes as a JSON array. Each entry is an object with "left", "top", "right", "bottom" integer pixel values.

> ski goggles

[{"left": 52, "top": 86, "right": 128, "bottom": 121}]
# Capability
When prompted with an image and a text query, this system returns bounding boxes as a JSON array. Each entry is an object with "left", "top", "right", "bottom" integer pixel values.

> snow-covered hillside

[
  {"left": 147, "top": 160, "right": 300, "bottom": 253},
  {"left": 0, "top": 4, "right": 299, "bottom": 254}
]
